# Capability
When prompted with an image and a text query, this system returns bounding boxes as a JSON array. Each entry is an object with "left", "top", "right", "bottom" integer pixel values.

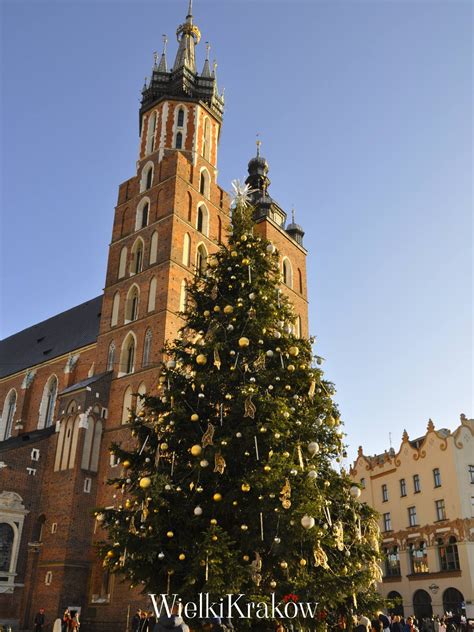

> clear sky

[{"left": 1, "top": 0, "right": 472, "bottom": 462}]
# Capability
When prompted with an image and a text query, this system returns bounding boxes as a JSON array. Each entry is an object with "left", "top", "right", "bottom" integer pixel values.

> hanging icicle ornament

[
  {"left": 254, "top": 435, "right": 260, "bottom": 460},
  {"left": 244, "top": 395, "right": 256, "bottom": 419},
  {"left": 297, "top": 444, "right": 304, "bottom": 469},
  {"left": 213, "top": 452, "right": 226, "bottom": 474},
  {"left": 201, "top": 423, "right": 215, "bottom": 448},
  {"left": 279, "top": 479, "right": 292, "bottom": 509}
]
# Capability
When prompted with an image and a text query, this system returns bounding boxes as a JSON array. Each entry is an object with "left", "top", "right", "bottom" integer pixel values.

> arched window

[
  {"left": 179, "top": 280, "right": 188, "bottom": 312},
  {"left": 217, "top": 216, "right": 222, "bottom": 244},
  {"left": 146, "top": 167, "right": 153, "bottom": 189},
  {"left": 135, "top": 199, "right": 150, "bottom": 231},
  {"left": 438, "top": 536, "right": 460, "bottom": 571},
  {"left": 38, "top": 375, "right": 58, "bottom": 429},
  {"left": 136, "top": 382, "right": 147, "bottom": 414},
  {"left": 107, "top": 341, "right": 116, "bottom": 371},
  {"left": 119, "top": 333, "right": 136, "bottom": 375},
  {"left": 387, "top": 591, "right": 404, "bottom": 617},
  {"left": 1, "top": 390, "right": 17, "bottom": 441},
  {"left": 0, "top": 523, "right": 14, "bottom": 573},
  {"left": 81, "top": 416, "right": 95, "bottom": 470},
  {"left": 118, "top": 247, "right": 127, "bottom": 279},
  {"left": 148, "top": 277, "right": 157, "bottom": 312},
  {"left": 139, "top": 162, "right": 154, "bottom": 193},
  {"left": 187, "top": 192, "right": 192, "bottom": 222},
  {"left": 90, "top": 419, "right": 102, "bottom": 472},
  {"left": 121, "top": 386, "right": 133, "bottom": 424},
  {"left": 130, "top": 238, "right": 144, "bottom": 274},
  {"left": 202, "top": 117, "right": 210, "bottom": 160},
  {"left": 68, "top": 416, "right": 81, "bottom": 469},
  {"left": 282, "top": 258, "right": 293, "bottom": 288},
  {"left": 199, "top": 168, "right": 210, "bottom": 198},
  {"left": 177, "top": 108, "right": 185, "bottom": 128},
  {"left": 196, "top": 204, "right": 209, "bottom": 236},
  {"left": 413, "top": 589, "right": 432, "bottom": 620},
  {"left": 298, "top": 268, "right": 303, "bottom": 294},
  {"left": 196, "top": 244, "right": 208, "bottom": 277},
  {"left": 442, "top": 587, "right": 464, "bottom": 616},
  {"left": 145, "top": 111, "right": 157, "bottom": 155},
  {"left": 149, "top": 231, "right": 158, "bottom": 265},
  {"left": 175, "top": 132, "right": 183, "bottom": 150},
  {"left": 182, "top": 233, "right": 191, "bottom": 266},
  {"left": 111, "top": 292, "right": 120, "bottom": 327},
  {"left": 143, "top": 329, "right": 152, "bottom": 367},
  {"left": 409, "top": 540, "right": 429, "bottom": 574},
  {"left": 125, "top": 285, "right": 140, "bottom": 322},
  {"left": 120, "top": 209, "right": 128, "bottom": 238}
]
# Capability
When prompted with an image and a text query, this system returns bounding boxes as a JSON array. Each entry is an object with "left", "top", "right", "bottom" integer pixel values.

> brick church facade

[{"left": 0, "top": 4, "right": 309, "bottom": 630}]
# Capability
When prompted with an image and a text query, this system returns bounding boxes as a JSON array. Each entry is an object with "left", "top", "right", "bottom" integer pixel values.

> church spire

[
  {"left": 157, "top": 35, "right": 168, "bottom": 73},
  {"left": 173, "top": 0, "right": 201, "bottom": 73},
  {"left": 201, "top": 41, "right": 211, "bottom": 77}
]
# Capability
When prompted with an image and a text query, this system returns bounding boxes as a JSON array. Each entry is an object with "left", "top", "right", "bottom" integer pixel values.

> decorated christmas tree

[{"left": 96, "top": 183, "right": 381, "bottom": 626}]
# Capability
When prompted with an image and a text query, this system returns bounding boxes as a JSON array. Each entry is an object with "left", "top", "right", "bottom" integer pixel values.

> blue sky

[{"left": 1, "top": 0, "right": 472, "bottom": 461}]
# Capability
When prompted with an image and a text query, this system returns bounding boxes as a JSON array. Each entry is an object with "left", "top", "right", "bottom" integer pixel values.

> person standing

[{"left": 34, "top": 609, "right": 46, "bottom": 632}]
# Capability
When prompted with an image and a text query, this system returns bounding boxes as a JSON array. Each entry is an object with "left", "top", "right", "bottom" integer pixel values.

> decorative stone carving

[
  {"left": 64, "top": 354, "right": 80, "bottom": 374},
  {"left": 21, "top": 369, "right": 37, "bottom": 389}
]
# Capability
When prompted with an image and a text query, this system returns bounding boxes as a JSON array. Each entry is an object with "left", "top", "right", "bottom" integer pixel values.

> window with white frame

[
  {"left": 125, "top": 285, "right": 140, "bottom": 322},
  {"left": 282, "top": 258, "right": 293, "bottom": 288},
  {"left": 145, "top": 111, "right": 157, "bottom": 155},
  {"left": 38, "top": 375, "right": 58, "bottom": 429},
  {"left": 143, "top": 329, "right": 152, "bottom": 367},
  {"left": 196, "top": 204, "right": 209, "bottom": 236},
  {"left": 1, "top": 390, "right": 17, "bottom": 441},
  {"left": 135, "top": 198, "right": 150, "bottom": 231},
  {"left": 119, "top": 333, "right": 136, "bottom": 376},
  {"left": 107, "top": 341, "right": 116, "bottom": 371},
  {"left": 130, "top": 239, "right": 144, "bottom": 274},
  {"left": 0, "top": 492, "right": 27, "bottom": 590}
]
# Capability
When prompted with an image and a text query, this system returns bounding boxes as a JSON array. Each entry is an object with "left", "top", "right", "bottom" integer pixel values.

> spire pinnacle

[
  {"left": 174, "top": 0, "right": 201, "bottom": 72},
  {"left": 187, "top": 0, "right": 193, "bottom": 19},
  {"left": 202, "top": 41, "right": 212, "bottom": 77},
  {"left": 291, "top": 206, "right": 295, "bottom": 223},
  {"left": 157, "top": 35, "right": 168, "bottom": 72},
  {"left": 256, "top": 135, "right": 261, "bottom": 157}
]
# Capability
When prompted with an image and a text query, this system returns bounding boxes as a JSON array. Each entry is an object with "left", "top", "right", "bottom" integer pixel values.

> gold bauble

[
  {"left": 125, "top": 499, "right": 132, "bottom": 508},
  {"left": 204, "top": 310, "right": 210, "bottom": 317},
  {"left": 289, "top": 346, "right": 299, "bottom": 357},
  {"left": 280, "top": 561, "right": 288, "bottom": 569},
  {"left": 166, "top": 531, "right": 174, "bottom": 538},
  {"left": 212, "top": 535, "right": 218, "bottom": 541},
  {"left": 106, "top": 550, "right": 115, "bottom": 558},
  {"left": 263, "top": 465, "right": 271, "bottom": 472},
  {"left": 139, "top": 477, "right": 151, "bottom": 489},
  {"left": 190, "top": 413, "right": 199, "bottom": 422},
  {"left": 191, "top": 445, "right": 202, "bottom": 456},
  {"left": 122, "top": 460, "right": 131, "bottom": 468},
  {"left": 287, "top": 364, "right": 296, "bottom": 372},
  {"left": 213, "top": 493, "right": 222, "bottom": 502},
  {"left": 160, "top": 442, "right": 169, "bottom": 451},
  {"left": 224, "top": 305, "right": 234, "bottom": 314},
  {"left": 238, "top": 337, "right": 250, "bottom": 348},
  {"left": 242, "top": 258, "right": 250, "bottom": 266},
  {"left": 282, "top": 451, "right": 290, "bottom": 458},
  {"left": 243, "top": 555, "right": 250, "bottom": 562},
  {"left": 230, "top": 251, "right": 238, "bottom": 258},
  {"left": 196, "top": 354, "right": 207, "bottom": 365},
  {"left": 210, "top": 518, "right": 217, "bottom": 525},
  {"left": 299, "top": 558, "right": 307, "bottom": 567},
  {"left": 179, "top": 553, "right": 186, "bottom": 561},
  {"left": 213, "top": 305, "right": 221, "bottom": 312},
  {"left": 232, "top": 500, "right": 238, "bottom": 506},
  {"left": 241, "top": 483, "right": 251, "bottom": 492}
]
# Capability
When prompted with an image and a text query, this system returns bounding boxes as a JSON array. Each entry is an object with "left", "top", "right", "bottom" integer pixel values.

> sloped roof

[
  {"left": 60, "top": 372, "right": 110, "bottom": 395},
  {"left": 0, "top": 296, "right": 103, "bottom": 379}
]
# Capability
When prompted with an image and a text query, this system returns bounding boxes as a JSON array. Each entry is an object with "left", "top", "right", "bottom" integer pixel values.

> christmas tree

[{"left": 96, "top": 184, "right": 381, "bottom": 626}]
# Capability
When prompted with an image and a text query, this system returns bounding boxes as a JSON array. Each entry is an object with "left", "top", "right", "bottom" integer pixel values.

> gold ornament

[
  {"left": 139, "top": 477, "right": 151, "bottom": 489},
  {"left": 210, "top": 518, "right": 217, "bottom": 525},
  {"left": 191, "top": 445, "right": 202, "bottom": 456},
  {"left": 238, "top": 337, "right": 250, "bottom": 348},
  {"left": 231, "top": 251, "right": 238, "bottom": 258},
  {"left": 313, "top": 542, "right": 329, "bottom": 569},
  {"left": 166, "top": 531, "right": 174, "bottom": 538},
  {"left": 204, "top": 310, "right": 210, "bottom": 317},
  {"left": 224, "top": 305, "right": 234, "bottom": 314},
  {"left": 190, "top": 413, "right": 199, "bottom": 422},
  {"left": 106, "top": 550, "right": 115, "bottom": 558},
  {"left": 196, "top": 354, "right": 207, "bottom": 366},
  {"left": 254, "top": 353, "right": 266, "bottom": 371},
  {"left": 308, "top": 380, "right": 316, "bottom": 399},
  {"left": 241, "top": 483, "right": 251, "bottom": 492},
  {"left": 263, "top": 465, "right": 271, "bottom": 472},
  {"left": 243, "top": 555, "right": 250, "bottom": 562},
  {"left": 213, "top": 305, "right": 221, "bottom": 313},
  {"left": 214, "top": 452, "right": 226, "bottom": 474},
  {"left": 242, "top": 258, "right": 250, "bottom": 266},
  {"left": 279, "top": 478, "right": 292, "bottom": 509},
  {"left": 289, "top": 346, "right": 299, "bottom": 357},
  {"left": 160, "top": 442, "right": 169, "bottom": 451},
  {"left": 280, "top": 561, "right": 288, "bottom": 569},
  {"left": 179, "top": 553, "right": 186, "bottom": 560},
  {"left": 299, "top": 558, "right": 307, "bottom": 567},
  {"left": 122, "top": 460, "right": 131, "bottom": 469},
  {"left": 244, "top": 395, "right": 256, "bottom": 419},
  {"left": 213, "top": 493, "right": 222, "bottom": 502},
  {"left": 287, "top": 364, "right": 295, "bottom": 372},
  {"left": 202, "top": 423, "right": 215, "bottom": 448},
  {"left": 211, "top": 535, "right": 218, "bottom": 541}
]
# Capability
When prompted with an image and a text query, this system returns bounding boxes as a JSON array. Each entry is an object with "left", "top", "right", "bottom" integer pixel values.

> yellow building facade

[{"left": 350, "top": 415, "right": 474, "bottom": 619}]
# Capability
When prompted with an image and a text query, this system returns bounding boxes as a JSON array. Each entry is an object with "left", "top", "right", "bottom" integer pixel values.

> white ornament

[
  {"left": 308, "top": 442, "right": 320, "bottom": 456},
  {"left": 308, "top": 470, "right": 317, "bottom": 479},
  {"left": 194, "top": 506, "right": 203, "bottom": 516},
  {"left": 266, "top": 243, "right": 276, "bottom": 254},
  {"left": 301, "top": 514, "right": 315, "bottom": 530},
  {"left": 230, "top": 179, "right": 256, "bottom": 208},
  {"left": 166, "top": 359, "right": 176, "bottom": 369},
  {"left": 200, "top": 460, "right": 209, "bottom": 468},
  {"left": 350, "top": 486, "right": 362, "bottom": 499},
  {"left": 266, "top": 350, "right": 274, "bottom": 357}
]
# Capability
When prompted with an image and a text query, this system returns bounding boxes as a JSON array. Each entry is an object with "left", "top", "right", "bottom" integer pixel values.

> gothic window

[
  {"left": 120, "top": 333, "right": 136, "bottom": 375},
  {"left": 196, "top": 244, "right": 208, "bottom": 277},
  {"left": 196, "top": 204, "right": 209, "bottom": 236},
  {"left": 187, "top": 192, "right": 192, "bottom": 222},
  {"left": 298, "top": 268, "right": 303, "bottom": 294},
  {"left": 202, "top": 117, "right": 210, "bottom": 160},
  {"left": 107, "top": 341, "right": 116, "bottom": 371},
  {"left": 140, "top": 162, "right": 154, "bottom": 192},
  {"left": 125, "top": 285, "right": 140, "bottom": 322},
  {"left": 122, "top": 386, "right": 133, "bottom": 424},
  {"left": 179, "top": 280, "right": 188, "bottom": 313},
  {"left": 148, "top": 277, "right": 157, "bottom": 312},
  {"left": 1, "top": 389, "right": 17, "bottom": 441},
  {"left": 177, "top": 108, "right": 185, "bottom": 128},
  {"left": 282, "top": 258, "right": 293, "bottom": 288},
  {"left": 130, "top": 238, "right": 144, "bottom": 274},
  {"left": 81, "top": 416, "right": 95, "bottom": 470},
  {"left": 438, "top": 536, "right": 460, "bottom": 571},
  {"left": 0, "top": 523, "right": 14, "bottom": 573},
  {"left": 68, "top": 416, "right": 81, "bottom": 469},
  {"left": 111, "top": 292, "right": 120, "bottom": 327},
  {"left": 136, "top": 199, "right": 150, "bottom": 231},
  {"left": 0, "top": 493, "right": 26, "bottom": 590},
  {"left": 143, "top": 329, "right": 152, "bottom": 367},
  {"left": 182, "top": 233, "right": 191, "bottom": 266},
  {"left": 217, "top": 216, "right": 222, "bottom": 244},
  {"left": 409, "top": 540, "right": 429, "bottom": 574},
  {"left": 146, "top": 167, "right": 153, "bottom": 189},
  {"left": 90, "top": 419, "right": 102, "bottom": 472},
  {"left": 145, "top": 111, "right": 157, "bottom": 155},
  {"left": 118, "top": 247, "right": 127, "bottom": 279},
  {"left": 150, "top": 231, "right": 158, "bottom": 264},
  {"left": 38, "top": 375, "right": 58, "bottom": 429},
  {"left": 175, "top": 132, "right": 183, "bottom": 150},
  {"left": 136, "top": 382, "right": 147, "bottom": 414},
  {"left": 199, "top": 168, "right": 210, "bottom": 197}
]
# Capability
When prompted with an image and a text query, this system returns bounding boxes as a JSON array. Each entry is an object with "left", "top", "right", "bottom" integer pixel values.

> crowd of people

[{"left": 354, "top": 612, "right": 468, "bottom": 632}]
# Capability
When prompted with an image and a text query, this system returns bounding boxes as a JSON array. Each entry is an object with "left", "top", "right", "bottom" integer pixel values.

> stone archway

[
  {"left": 387, "top": 590, "right": 404, "bottom": 617},
  {"left": 442, "top": 588, "right": 464, "bottom": 616},
  {"left": 413, "top": 589, "right": 433, "bottom": 619}
]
